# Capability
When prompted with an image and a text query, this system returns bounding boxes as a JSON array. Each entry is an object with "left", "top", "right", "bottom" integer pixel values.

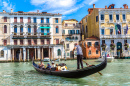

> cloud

[
  {"left": 30, "top": 0, "right": 98, "bottom": 15},
  {"left": 2, "top": 1, "right": 15, "bottom": 11}
]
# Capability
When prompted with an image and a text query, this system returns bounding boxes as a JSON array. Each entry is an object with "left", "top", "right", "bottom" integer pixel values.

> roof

[
  {"left": 63, "top": 19, "right": 78, "bottom": 22},
  {"left": 85, "top": 36, "right": 100, "bottom": 40}
]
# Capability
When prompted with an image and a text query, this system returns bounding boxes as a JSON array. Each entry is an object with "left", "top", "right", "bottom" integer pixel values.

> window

[
  {"left": 34, "top": 25, "right": 37, "bottom": 33},
  {"left": 14, "top": 25, "right": 17, "bottom": 33},
  {"left": 20, "top": 40, "right": 23, "bottom": 45},
  {"left": 123, "top": 14, "right": 126, "bottom": 20},
  {"left": 96, "top": 16, "right": 98, "bottom": 22},
  {"left": 72, "top": 30, "right": 75, "bottom": 34},
  {"left": 124, "top": 29, "right": 126, "bottom": 35},
  {"left": 87, "top": 42, "right": 91, "bottom": 46},
  {"left": 41, "top": 40, "right": 44, "bottom": 45},
  {"left": 67, "top": 44, "right": 69, "bottom": 48},
  {"left": 67, "top": 52, "right": 70, "bottom": 56},
  {"left": 65, "top": 23, "right": 67, "bottom": 27},
  {"left": 111, "top": 40, "right": 114, "bottom": 43},
  {"left": 101, "top": 29, "right": 104, "bottom": 35},
  {"left": 1, "top": 50, "right": 4, "bottom": 57},
  {"left": 33, "top": 17, "right": 37, "bottom": 23},
  {"left": 124, "top": 40, "right": 127, "bottom": 44},
  {"left": 41, "top": 29, "right": 44, "bottom": 33},
  {"left": 4, "top": 40, "right": 7, "bottom": 46},
  {"left": 73, "top": 24, "right": 75, "bottom": 26},
  {"left": 76, "top": 30, "right": 79, "bottom": 34},
  {"left": 46, "top": 18, "right": 49, "bottom": 23},
  {"left": 102, "top": 40, "right": 105, "bottom": 44},
  {"left": 41, "top": 18, "right": 44, "bottom": 23},
  {"left": 56, "top": 26, "right": 59, "bottom": 33},
  {"left": 20, "top": 17, "right": 23, "bottom": 23},
  {"left": 82, "top": 25, "right": 84, "bottom": 32},
  {"left": 75, "top": 36, "right": 78, "bottom": 40},
  {"left": 57, "top": 49, "right": 61, "bottom": 56},
  {"left": 96, "top": 50, "right": 98, "bottom": 54},
  {"left": 110, "top": 29, "right": 113, "bottom": 35},
  {"left": 14, "top": 40, "right": 17, "bottom": 45},
  {"left": 28, "top": 25, "right": 31, "bottom": 33},
  {"left": 14, "top": 17, "right": 17, "bottom": 23},
  {"left": 28, "top": 17, "right": 31, "bottom": 23},
  {"left": 101, "top": 14, "right": 104, "bottom": 20},
  {"left": 56, "top": 39, "right": 59, "bottom": 44},
  {"left": 28, "top": 40, "right": 31, "bottom": 45},
  {"left": 20, "top": 25, "right": 23, "bottom": 34},
  {"left": 116, "top": 14, "right": 119, "bottom": 20},
  {"left": 4, "top": 25, "right": 7, "bottom": 33},
  {"left": 34, "top": 40, "right": 37, "bottom": 45},
  {"left": 47, "top": 29, "right": 50, "bottom": 33},
  {"left": 4, "top": 17, "right": 7, "bottom": 22},
  {"left": 109, "top": 14, "right": 112, "bottom": 20},
  {"left": 47, "top": 39, "right": 50, "bottom": 44},
  {"left": 62, "top": 30, "right": 65, "bottom": 34},
  {"left": 95, "top": 42, "right": 99, "bottom": 46},
  {"left": 86, "top": 26, "right": 88, "bottom": 33},
  {"left": 55, "top": 18, "right": 58, "bottom": 23},
  {"left": 86, "top": 18, "right": 87, "bottom": 22},
  {"left": 88, "top": 50, "right": 91, "bottom": 55}
]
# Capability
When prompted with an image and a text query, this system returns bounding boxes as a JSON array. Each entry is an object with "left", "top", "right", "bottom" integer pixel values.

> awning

[{"left": 40, "top": 27, "right": 50, "bottom": 29}]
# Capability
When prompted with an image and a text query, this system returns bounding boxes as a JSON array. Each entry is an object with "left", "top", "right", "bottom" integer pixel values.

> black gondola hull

[{"left": 33, "top": 57, "right": 107, "bottom": 78}]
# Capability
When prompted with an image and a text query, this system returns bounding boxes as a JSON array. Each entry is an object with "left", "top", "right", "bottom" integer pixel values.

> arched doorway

[
  {"left": 117, "top": 42, "right": 122, "bottom": 58},
  {"left": 44, "top": 49, "right": 48, "bottom": 57},
  {"left": 16, "top": 49, "right": 20, "bottom": 60},
  {"left": 116, "top": 24, "right": 121, "bottom": 34}
]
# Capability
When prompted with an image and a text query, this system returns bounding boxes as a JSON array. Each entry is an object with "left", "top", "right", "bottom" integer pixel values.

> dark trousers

[{"left": 77, "top": 55, "right": 83, "bottom": 69}]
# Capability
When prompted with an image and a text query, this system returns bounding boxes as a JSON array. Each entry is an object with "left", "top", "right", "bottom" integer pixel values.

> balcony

[
  {"left": 122, "top": 20, "right": 127, "bottom": 23},
  {"left": 109, "top": 20, "right": 114, "bottom": 23},
  {"left": 12, "top": 32, "right": 25, "bottom": 39},
  {"left": 101, "top": 35, "right": 130, "bottom": 39},
  {"left": 27, "top": 22, "right": 37, "bottom": 25},
  {"left": 40, "top": 23, "right": 50, "bottom": 25},
  {"left": 100, "top": 20, "right": 105, "bottom": 23},
  {"left": 13, "top": 22, "right": 24, "bottom": 24}
]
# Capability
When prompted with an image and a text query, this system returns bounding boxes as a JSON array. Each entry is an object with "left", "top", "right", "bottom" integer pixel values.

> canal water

[{"left": 0, "top": 59, "right": 130, "bottom": 86}]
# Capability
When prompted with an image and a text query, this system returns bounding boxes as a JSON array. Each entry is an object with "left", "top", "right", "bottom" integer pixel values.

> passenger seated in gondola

[
  {"left": 46, "top": 63, "right": 51, "bottom": 70},
  {"left": 107, "top": 54, "right": 110, "bottom": 57},
  {"left": 51, "top": 61, "right": 56, "bottom": 68},
  {"left": 55, "top": 63, "right": 67, "bottom": 71},
  {"left": 39, "top": 61, "right": 45, "bottom": 69}
]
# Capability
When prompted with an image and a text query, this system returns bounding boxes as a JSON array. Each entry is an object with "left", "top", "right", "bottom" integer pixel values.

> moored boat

[
  {"left": 43, "top": 58, "right": 50, "bottom": 62},
  {"left": 97, "top": 56, "right": 114, "bottom": 62},
  {"left": 33, "top": 56, "right": 107, "bottom": 78}
]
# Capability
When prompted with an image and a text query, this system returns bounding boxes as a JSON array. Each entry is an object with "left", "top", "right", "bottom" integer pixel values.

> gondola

[{"left": 32, "top": 56, "right": 107, "bottom": 78}]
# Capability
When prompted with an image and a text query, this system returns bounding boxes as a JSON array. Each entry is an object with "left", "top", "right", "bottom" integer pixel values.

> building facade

[
  {"left": 62, "top": 19, "right": 81, "bottom": 58},
  {"left": 0, "top": 10, "right": 64, "bottom": 61},
  {"left": 82, "top": 36, "right": 100, "bottom": 59},
  {"left": 81, "top": 4, "right": 130, "bottom": 58}
]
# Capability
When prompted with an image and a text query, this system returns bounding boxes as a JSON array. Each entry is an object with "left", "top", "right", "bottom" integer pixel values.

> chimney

[
  {"left": 93, "top": 4, "right": 95, "bottom": 8},
  {"left": 120, "top": 7, "right": 122, "bottom": 9},
  {"left": 37, "top": 10, "right": 39, "bottom": 13},
  {"left": 11, "top": 9, "right": 13, "bottom": 13},
  {"left": 3, "top": 10, "right": 6, "bottom": 13},
  {"left": 123, "top": 4, "right": 128, "bottom": 9},
  {"left": 105, "top": 6, "right": 107, "bottom": 9}
]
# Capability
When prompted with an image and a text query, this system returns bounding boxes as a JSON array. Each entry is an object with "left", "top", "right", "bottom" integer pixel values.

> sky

[{"left": 0, "top": 0, "right": 130, "bottom": 22}]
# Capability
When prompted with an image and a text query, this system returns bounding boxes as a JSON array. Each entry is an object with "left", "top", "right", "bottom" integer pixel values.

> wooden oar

[{"left": 82, "top": 60, "right": 103, "bottom": 75}]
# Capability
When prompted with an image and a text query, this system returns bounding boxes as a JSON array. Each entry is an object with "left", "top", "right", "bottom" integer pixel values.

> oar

[{"left": 82, "top": 60, "right": 103, "bottom": 76}]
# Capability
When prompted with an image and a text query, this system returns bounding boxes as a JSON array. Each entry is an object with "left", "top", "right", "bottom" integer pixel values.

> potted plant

[
  {"left": 110, "top": 43, "right": 115, "bottom": 48},
  {"left": 101, "top": 43, "right": 106, "bottom": 48},
  {"left": 87, "top": 44, "right": 91, "bottom": 47},
  {"left": 124, "top": 43, "right": 129, "bottom": 48}
]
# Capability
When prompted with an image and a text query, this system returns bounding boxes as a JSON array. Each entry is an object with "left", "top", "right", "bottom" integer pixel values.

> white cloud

[
  {"left": 30, "top": 0, "right": 98, "bottom": 15},
  {"left": 2, "top": 1, "right": 15, "bottom": 11}
]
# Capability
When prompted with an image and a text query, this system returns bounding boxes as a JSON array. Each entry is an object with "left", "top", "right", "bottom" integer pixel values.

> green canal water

[{"left": 0, "top": 59, "right": 130, "bottom": 86}]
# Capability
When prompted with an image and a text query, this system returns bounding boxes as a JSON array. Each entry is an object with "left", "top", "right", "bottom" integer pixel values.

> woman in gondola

[{"left": 46, "top": 63, "right": 51, "bottom": 70}]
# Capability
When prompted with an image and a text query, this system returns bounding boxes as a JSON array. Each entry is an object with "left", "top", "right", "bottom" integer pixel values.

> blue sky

[{"left": 0, "top": 0, "right": 130, "bottom": 22}]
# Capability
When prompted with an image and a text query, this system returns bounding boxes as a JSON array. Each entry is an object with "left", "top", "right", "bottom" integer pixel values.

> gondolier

[{"left": 72, "top": 41, "right": 83, "bottom": 69}]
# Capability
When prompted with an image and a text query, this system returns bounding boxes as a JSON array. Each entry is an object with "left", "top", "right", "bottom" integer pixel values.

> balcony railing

[
  {"left": 12, "top": 32, "right": 25, "bottom": 36},
  {"left": 13, "top": 22, "right": 24, "bottom": 24},
  {"left": 101, "top": 35, "right": 130, "bottom": 39}
]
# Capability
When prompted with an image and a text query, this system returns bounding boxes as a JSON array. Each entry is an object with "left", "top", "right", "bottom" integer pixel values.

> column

[
  {"left": 49, "top": 47, "right": 50, "bottom": 60},
  {"left": 42, "top": 48, "right": 44, "bottom": 59},
  {"left": 12, "top": 49, "right": 14, "bottom": 61},
  {"left": 23, "top": 48, "right": 26, "bottom": 61},
  {"left": 27, "top": 49, "right": 29, "bottom": 61},
  {"left": 19, "top": 48, "right": 22, "bottom": 61},
  {"left": 35, "top": 48, "right": 36, "bottom": 60},
  {"left": 38, "top": 48, "right": 40, "bottom": 60}
]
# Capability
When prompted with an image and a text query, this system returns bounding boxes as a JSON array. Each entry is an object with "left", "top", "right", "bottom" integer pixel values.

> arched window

[
  {"left": 1, "top": 50, "right": 4, "bottom": 57},
  {"left": 14, "top": 25, "right": 17, "bottom": 33},
  {"left": 20, "top": 25, "right": 23, "bottom": 33},
  {"left": 28, "top": 25, "right": 31, "bottom": 33},
  {"left": 4, "top": 25, "right": 7, "bottom": 33},
  {"left": 75, "top": 36, "right": 78, "bottom": 40},
  {"left": 57, "top": 49, "right": 61, "bottom": 56},
  {"left": 56, "top": 26, "right": 59, "bottom": 33}
]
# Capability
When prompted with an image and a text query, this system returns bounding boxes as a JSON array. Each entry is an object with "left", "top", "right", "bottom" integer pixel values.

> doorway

[{"left": 117, "top": 42, "right": 122, "bottom": 58}]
